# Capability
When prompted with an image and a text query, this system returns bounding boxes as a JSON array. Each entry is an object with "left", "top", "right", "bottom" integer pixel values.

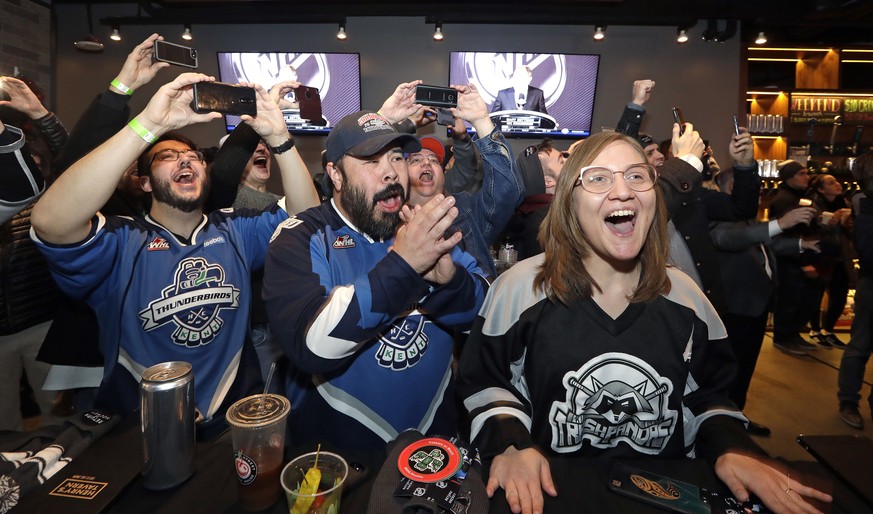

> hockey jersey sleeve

[
  {"left": 457, "top": 259, "right": 543, "bottom": 458},
  {"left": 263, "top": 210, "right": 487, "bottom": 374},
  {"left": 664, "top": 270, "right": 764, "bottom": 461},
  {"left": 30, "top": 213, "right": 122, "bottom": 305}
]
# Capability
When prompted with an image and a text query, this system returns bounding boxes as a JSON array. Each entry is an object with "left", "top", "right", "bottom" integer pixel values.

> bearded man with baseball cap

[{"left": 264, "top": 92, "right": 489, "bottom": 451}]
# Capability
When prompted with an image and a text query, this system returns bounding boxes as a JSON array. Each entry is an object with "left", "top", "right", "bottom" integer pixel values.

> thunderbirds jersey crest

[{"left": 32, "top": 207, "right": 288, "bottom": 420}]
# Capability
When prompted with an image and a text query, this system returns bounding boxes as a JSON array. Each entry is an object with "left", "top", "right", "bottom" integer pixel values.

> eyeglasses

[
  {"left": 407, "top": 155, "right": 442, "bottom": 167},
  {"left": 575, "top": 164, "right": 658, "bottom": 194},
  {"left": 150, "top": 148, "right": 205, "bottom": 166}
]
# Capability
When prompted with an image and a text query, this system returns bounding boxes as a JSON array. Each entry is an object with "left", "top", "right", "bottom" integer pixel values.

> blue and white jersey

[
  {"left": 32, "top": 205, "right": 288, "bottom": 422},
  {"left": 264, "top": 200, "right": 488, "bottom": 450}
]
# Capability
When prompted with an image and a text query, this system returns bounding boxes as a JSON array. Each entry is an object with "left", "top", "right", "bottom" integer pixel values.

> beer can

[{"left": 140, "top": 361, "right": 196, "bottom": 490}]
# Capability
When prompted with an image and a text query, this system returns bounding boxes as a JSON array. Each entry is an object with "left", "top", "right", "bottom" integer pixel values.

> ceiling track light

[
  {"left": 337, "top": 22, "right": 347, "bottom": 41},
  {"left": 74, "top": 3, "right": 104, "bottom": 52},
  {"left": 433, "top": 22, "right": 444, "bottom": 42},
  {"left": 110, "top": 26, "right": 121, "bottom": 42},
  {"left": 181, "top": 25, "right": 193, "bottom": 41},
  {"left": 676, "top": 28, "right": 688, "bottom": 44},
  {"left": 755, "top": 31, "right": 768, "bottom": 45},
  {"left": 593, "top": 26, "right": 605, "bottom": 41}
]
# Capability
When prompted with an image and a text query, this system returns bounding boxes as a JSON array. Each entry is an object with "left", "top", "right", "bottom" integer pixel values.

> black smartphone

[
  {"left": 732, "top": 114, "right": 740, "bottom": 136},
  {"left": 415, "top": 85, "right": 457, "bottom": 108},
  {"left": 191, "top": 82, "right": 256, "bottom": 116},
  {"left": 672, "top": 107, "right": 686, "bottom": 135},
  {"left": 153, "top": 40, "right": 198, "bottom": 69},
  {"left": 296, "top": 85, "right": 325, "bottom": 126}
]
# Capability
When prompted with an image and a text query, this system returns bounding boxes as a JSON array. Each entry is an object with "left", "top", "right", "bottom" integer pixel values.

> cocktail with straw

[{"left": 225, "top": 362, "right": 290, "bottom": 511}]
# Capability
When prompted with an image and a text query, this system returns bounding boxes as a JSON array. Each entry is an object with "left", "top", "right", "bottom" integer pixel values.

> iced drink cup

[
  {"left": 281, "top": 451, "right": 348, "bottom": 514},
  {"left": 226, "top": 394, "right": 290, "bottom": 511}
]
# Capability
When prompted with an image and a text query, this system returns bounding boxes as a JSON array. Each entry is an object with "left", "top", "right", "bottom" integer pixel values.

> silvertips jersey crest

[{"left": 549, "top": 352, "right": 677, "bottom": 454}]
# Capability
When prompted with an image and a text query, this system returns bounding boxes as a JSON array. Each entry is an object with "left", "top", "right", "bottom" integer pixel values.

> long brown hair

[{"left": 534, "top": 132, "right": 671, "bottom": 304}]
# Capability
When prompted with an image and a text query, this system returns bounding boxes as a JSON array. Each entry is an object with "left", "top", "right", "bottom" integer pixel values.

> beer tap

[
  {"left": 851, "top": 126, "right": 864, "bottom": 156},
  {"left": 826, "top": 115, "right": 842, "bottom": 154},
  {"left": 806, "top": 118, "right": 816, "bottom": 154}
]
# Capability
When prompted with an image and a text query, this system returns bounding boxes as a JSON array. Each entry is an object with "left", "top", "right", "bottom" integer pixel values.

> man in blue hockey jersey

[
  {"left": 264, "top": 86, "right": 489, "bottom": 451},
  {"left": 30, "top": 73, "right": 319, "bottom": 437}
]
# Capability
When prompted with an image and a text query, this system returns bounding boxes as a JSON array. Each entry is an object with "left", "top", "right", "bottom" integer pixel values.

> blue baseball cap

[{"left": 325, "top": 110, "right": 420, "bottom": 164}]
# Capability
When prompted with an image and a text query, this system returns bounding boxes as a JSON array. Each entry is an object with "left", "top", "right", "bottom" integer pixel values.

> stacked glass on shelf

[{"left": 747, "top": 113, "right": 784, "bottom": 134}]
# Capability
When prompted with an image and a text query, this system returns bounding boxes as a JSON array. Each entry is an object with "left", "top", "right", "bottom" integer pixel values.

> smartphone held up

[
  {"left": 672, "top": 107, "right": 686, "bottom": 135},
  {"left": 191, "top": 82, "right": 256, "bottom": 117},
  {"left": 153, "top": 40, "right": 198, "bottom": 69}
]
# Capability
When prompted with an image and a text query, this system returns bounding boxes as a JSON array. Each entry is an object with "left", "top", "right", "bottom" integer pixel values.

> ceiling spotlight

[
  {"left": 181, "top": 25, "right": 193, "bottom": 41},
  {"left": 676, "top": 29, "right": 688, "bottom": 44},
  {"left": 433, "top": 23, "right": 444, "bottom": 42},
  {"left": 755, "top": 31, "right": 768, "bottom": 45},
  {"left": 337, "top": 23, "right": 347, "bottom": 41},
  {"left": 593, "top": 26, "right": 605, "bottom": 41},
  {"left": 110, "top": 27, "right": 122, "bottom": 42}
]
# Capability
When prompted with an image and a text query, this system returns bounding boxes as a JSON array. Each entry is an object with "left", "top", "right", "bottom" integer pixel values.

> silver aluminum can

[{"left": 140, "top": 361, "right": 196, "bottom": 490}]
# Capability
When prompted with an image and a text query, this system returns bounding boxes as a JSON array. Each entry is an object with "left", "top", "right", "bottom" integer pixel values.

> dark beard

[
  {"left": 341, "top": 182, "right": 406, "bottom": 240},
  {"left": 150, "top": 174, "right": 210, "bottom": 213}
]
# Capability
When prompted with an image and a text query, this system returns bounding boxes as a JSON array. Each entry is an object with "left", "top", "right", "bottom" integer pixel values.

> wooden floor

[{"left": 744, "top": 331, "right": 873, "bottom": 461}]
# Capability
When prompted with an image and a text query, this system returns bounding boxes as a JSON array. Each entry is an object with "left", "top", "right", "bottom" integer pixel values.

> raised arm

[
  {"left": 31, "top": 73, "right": 221, "bottom": 244},
  {"left": 238, "top": 83, "right": 318, "bottom": 214},
  {"left": 615, "top": 79, "right": 654, "bottom": 137},
  {"left": 0, "top": 76, "right": 67, "bottom": 158},
  {"left": 443, "top": 115, "right": 483, "bottom": 194},
  {"left": 55, "top": 34, "right": 168, "bottom": 173},
  {"left": 377, "top": 80, "right": 424, "bottom": 124},
  {"left": 451, "top": 84, "right": 524, "bottom": 241}
]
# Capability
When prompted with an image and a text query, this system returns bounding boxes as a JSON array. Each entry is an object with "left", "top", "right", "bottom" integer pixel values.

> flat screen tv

[
  {"left": 449, "top": 52, "right": 599, "bottom": 138},
  {"left": 216, "top": 52, "right": 361, "bottom": 134}
]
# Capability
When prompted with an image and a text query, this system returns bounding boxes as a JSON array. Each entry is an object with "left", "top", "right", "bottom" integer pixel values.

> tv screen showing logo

[{"left": 450, "top": 52, "right": 599, "bottom": 138}]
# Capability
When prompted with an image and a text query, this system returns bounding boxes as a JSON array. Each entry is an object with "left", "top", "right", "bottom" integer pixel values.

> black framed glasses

[
  {"left": 150, "top": 148, "right": 205, "bottom": 166},
  {"left": 574, "top": 164, "right": 658, "bottom": 194}
]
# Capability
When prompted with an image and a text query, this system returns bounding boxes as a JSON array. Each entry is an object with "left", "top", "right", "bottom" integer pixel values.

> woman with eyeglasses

[{"left": 457, "top": 132, "right": 831, "bottom": 514}]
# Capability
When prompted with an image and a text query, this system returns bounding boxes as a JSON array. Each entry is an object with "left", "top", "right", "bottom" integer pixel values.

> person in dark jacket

[
  {"left": 837, "top": 151, "right": 873, "bottom": 429},
  {"left": 768, "top": 160, "right": 822, "bottom": 355},
  {"left": 710, "top": 168, "right": 819, "bottom": 436}
]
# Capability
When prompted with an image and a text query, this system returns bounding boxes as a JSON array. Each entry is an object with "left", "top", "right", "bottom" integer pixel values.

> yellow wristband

[
  {"left": 128, "top": 118, "right": 156, "bottom": 143},
  {"left": 110, "top": 79, "right": 133, "bottom": 95}
]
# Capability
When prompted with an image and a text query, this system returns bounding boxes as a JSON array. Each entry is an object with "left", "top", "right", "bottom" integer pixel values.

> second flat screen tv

[
  {"left": 449, "top": 52, "right": 599, "bottom": 138},
  {"left": 216, "top": 52, "right": 361, "bottom": 134}
]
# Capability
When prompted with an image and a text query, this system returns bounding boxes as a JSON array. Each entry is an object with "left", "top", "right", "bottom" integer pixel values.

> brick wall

[{"left": 0, "top": 0, "right": 52, "bottom": 107}]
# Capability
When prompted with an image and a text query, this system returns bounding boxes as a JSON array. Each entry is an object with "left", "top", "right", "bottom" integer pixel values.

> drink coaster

[{"left": 396, "top": 437, "right": 462, "bottom": 483}]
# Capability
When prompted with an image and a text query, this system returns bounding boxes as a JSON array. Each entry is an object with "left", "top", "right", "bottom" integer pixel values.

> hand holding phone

[{"left": 672, "top": 107, "right": 686, "bottom": 135}]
